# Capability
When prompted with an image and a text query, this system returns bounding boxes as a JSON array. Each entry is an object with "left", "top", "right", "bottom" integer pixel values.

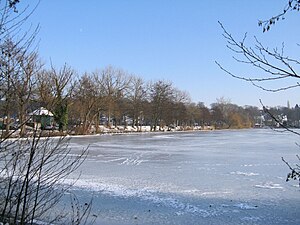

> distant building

[{"left": 28, "top": 107, "right": 54, "bottom": 129}]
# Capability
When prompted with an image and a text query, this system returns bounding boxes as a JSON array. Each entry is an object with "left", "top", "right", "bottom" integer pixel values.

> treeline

[
  {"left": 3, "top": 36, "right": 299, "bottom": 135},
  {"left": 2, "top": 36, "right": 299, "bottom": 135},
  {"left": 0, "top": 36, "right": 261, "bottom": 135}
]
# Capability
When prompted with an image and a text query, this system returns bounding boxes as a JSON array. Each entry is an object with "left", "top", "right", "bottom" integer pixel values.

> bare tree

[
  {"left": 71, "top": 73, "right": 99, "bottom": 134},
  {"left": 186, "top": 102, "right": 212, "bottom": 128},
  {"left": 0, "top": 38, "right": 18, "bottom": 134},
  {"left": 0, "top": 131, "right": 89, "bottom": 224},
  {"left": 15, "top": 52, "right": 41, "bottom": 136},
  {"left": 97, "top": 66, "right": 131, "bottom": 127},
  {"left": 0, "top": 0, "right": 40, "bottom": 138},
  {"left": 127, "top": 76, "right": 148, "bottom": 130},
  {"left": 2, "top": 37, "right": 42, "bottom": 136},
  {"left": 36, "top": 64, "right": 76, "bottom": 132},
  {"left": 0, "top": 2, "right": 94, "bottom": 224},
  {"left": 149, "top": 80, "right": 174, "bottom": 131},
  {"left": 170, "top": 88, "right": 190, "bottom": 127}
]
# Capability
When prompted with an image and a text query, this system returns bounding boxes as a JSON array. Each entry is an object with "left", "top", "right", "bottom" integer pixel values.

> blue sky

[{"left": 26, "top": 0, "right": 299, "bottom": 107}]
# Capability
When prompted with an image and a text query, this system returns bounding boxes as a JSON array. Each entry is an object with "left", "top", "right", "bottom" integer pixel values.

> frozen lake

[{"left": 66, "top": 129, "right": 300, "bottom": 225}]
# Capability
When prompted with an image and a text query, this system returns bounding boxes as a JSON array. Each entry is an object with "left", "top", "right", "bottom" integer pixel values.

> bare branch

[{"left": 217, "top": 21, "right": 300, "bottom": 92}]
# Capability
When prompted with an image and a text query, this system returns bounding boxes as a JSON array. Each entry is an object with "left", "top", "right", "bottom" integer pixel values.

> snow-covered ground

[{"left": 65, "top": 129, "right": 300, "bottom": 224}]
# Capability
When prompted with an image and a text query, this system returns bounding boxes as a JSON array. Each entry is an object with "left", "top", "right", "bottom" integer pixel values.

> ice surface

[
  {"left": 230, "top": 171, "right": 259, "bottom": 176},
  {"left": 65, "top": 129, "right": 300, "bottom": 225}
]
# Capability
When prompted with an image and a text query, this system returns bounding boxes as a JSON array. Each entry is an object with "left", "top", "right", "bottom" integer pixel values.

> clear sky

[{"left": 24, "top": 0, "right": 299, "bottom": 108}]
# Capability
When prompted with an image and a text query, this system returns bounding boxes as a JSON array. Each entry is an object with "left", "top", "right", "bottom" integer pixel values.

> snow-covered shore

[{"left": 71, "top": 125, "right": 214, "bottom": 135}]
